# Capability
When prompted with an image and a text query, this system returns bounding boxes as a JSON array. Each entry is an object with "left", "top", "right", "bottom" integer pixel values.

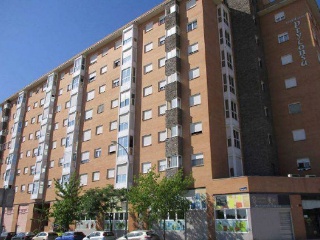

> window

[
  {"left": 158, "top": 104, "right": 167, "bottom": 115},
  {"left": 90, "top": 54, "right": 98, "bottom": 64},
  {"left": 31, "top": 117, "right": 36, "bottom": 124},
  {"left": 96, "top": 104, "right": 104, "bottom": 114},
  {"left": 111, "top": 99, "right": 118, "bottom": 109},
  {"left": 52, "top": 141, "right": 57, "bottom": 149},
  {"left": 65, "top": 101, "right": 70, "bottom": 109},
  {"left": 145, "top": 22, "right": 153, "bottom": 32},
  {"left": 159, "top": 15, "right": 165, "bottom": 25},
  {"left": 100, "top": 65, "right": 107, "bottom": 74},
  {"left": 110, "top": 120, "right": 117, "bottom": 131},
  {"left": 96, "top": 125, "right": 103, "bottom": 135},
  {"left": 192, "top": 153, "right": 204, "bottom": 167},
  {"left": 123, "top": 29, "right": 133, "bottom": 45},
  {"left": 88, "top": 72, "right": 97, "bottom": 82},
  {"left": 94, "top": 148, "right": 102, "bottom": 158},
  {"left": 142, "top": 135, "right": 152, "bottom": 147},
  {"left": 142, "top": 162, "right": 151, "bottom": 173},
  {"left": 24, "top": 167, "right": 28, "bottom": 174},
  {"left": 61, "top": 138, "right": 66, "bottom": 146},
  {"left": 285, "top": 77, "right": 297, "bottom": 89},
  {"left": 108, "top": 144, "right": 116, "bottom": 154},
  {"left": 121, "top": 67, "right": 131, "bottom": 85},
  {"left": 288, "top": 102, "right": 301, "bottom": 114},
  {"left": 107, "top": 169, "right": 115, "bottom": 179},
  {"left": 30, "top": 166, "right": 35, "bottom": 175},
  {"left": 114, "top": 39, "right": 122, "bottom": 49},
  {"left": 231, "top": 101, "right": 238, "bottom": 120},
  {"left": 158, "top": 57, "right": 166, "bottom": 68},
  {"left": 114, "top": 59, "right": 121, "bottom": 68},
  {"left": 99, "top": 84, "right": 106, "bottom": 93},
  {"left": 225, "top": 30, "right": 231, "bottom": 47},
  {"left": 26, "top": 150, "right": 31, "bottom": 157},
  {"left": 143, "top": 109, "right": 152, "bottom": 120},
  {"left": 21, "top": 185, "right": 26, "bottom": 192},
  {"left": 120, "top": 91, "right": 130, "bottom": 108},
  {"left": 116, "top": 165, "right": 127, "bottom": 183},
  {"left": 227, "top": 52, "right": 233, "bottom": 69},
  {"left": 158, "top": 160, "right": 167, "bottom": 172},
  {"left": 102, "top": 47, "right": 108, "bottom": 56},
  {"left": 297, "top": 158, "right": 311, "bottom": 170},
  {"left": 58, "top": 158, "right": 64, "bottom": 166},
  {"left": 159, "top": 36, "right": 165, "bottom": 46},
  {"left": 50, "top": 160, "right": 54, "bottom": 168},
  {"left": 40, "top": 98, "right": 45, "bottom": 106},
  {"left": 122, "top": 49, "right": 132, "bottom": 65},
  {"left": 80, "top": 174, "right": 88, "bottom": 186},
  {"left": 171, "top": 125, "right": 182, "bottom": 137},
  {"left": 186, "top": 0, "right": 196, "bottom": 9},
  {"left": 190, "top": 94, "right": 201, "bottom": 106},
  {"left": 278, "top": 32, "right": 289, "bottom": 43},
  {"left": 191, "top": 122, "right": 202, "bottom": 135},
  {"left": 119, "top": 114, "right": 129, "bottom": 131},
  {"left": 158, "top": 80, "right": 166, "bottom": 91},
  {"left": 112, "top": 78, "right": 120, "bottom": 88},
  {"left": 188, "top": 43, "right": 199, "bottom": 55},
  {"left": 167, "top": 155, "right": 181, "bottom": 168},
  {"left": 166, "top": 26, "right": 179, "bottom": 37},
  {"left": 189, "top": 67, "right": 200, "bottom": 80},
  {"left": 34, "top": 102, "right": 38, "bottom": 108},
  {"left": 143, "top": 86, "right": 153, "bottom": 97},
  {"left": 83, "top": 130, "right": 92, "bottom": 142},
  {"left": 275, "top": 11, "right": 285, "bottom": 22},
  {"left": 168, "top": 4, "right": 179, "bottom": 14},
  {"left": 233, "top": 130, "right": 241, "bottom": 148},
  {"left": 166, "top": 48, "right": 180, "bottom": 59},
  {"left": 145, "top": 42, "right": 153, "bottom": 52},
  {"left": 281, "top": 54, "right": 293, "bottom": 65},
  {"left": 25, "top": 121, "right": 28, "bottom": 127},
  {"left": 81, "top": 151, "right": 90, "bottom": 164},
  {"left": 170, "top": 98, "right": 181, "bottom": 109},
  {"left": 47, "top": 180, "right": 52, "bottom": 188},
  {"left": 144, "top": 63, "right": 153, "bottom": 74},
  {"left": 29, "top": 133, "right": 34, "bottom": 140},
  {"left": 28, "top": 183, "right": 33, "bottom": 193},
  {"left": 85, "top": 109, "right": 93, "bottom": 121},
  {"left": 87, "top": 90, "right": 95, "bottom": 101},
  {"left": 187, "top": 20, "right": 197, "bottom": 32},
  {"left": 292, "top": 129, "right": 306, "bottom": 141},
  {"left": 92, "top": 171, "right": 100, "bottom": 181},
  {"left": 158, "top": 131, "right": 167, "bottom": 142}
]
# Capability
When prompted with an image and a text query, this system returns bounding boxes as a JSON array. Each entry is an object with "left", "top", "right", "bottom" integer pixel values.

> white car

[
  {"left": 32, "top": 232, "right": 58, "bottom": 240},
  {"left": 116, "top": 230, "right": 160, "bottom": 240},
  {"left": 83, "top": 231, "right": 116, "bottom": 240}
]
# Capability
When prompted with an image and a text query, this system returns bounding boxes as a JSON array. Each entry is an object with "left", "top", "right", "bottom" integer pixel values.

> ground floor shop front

[{"left": 1, "top": 176, "right": 320, "bottom": 239}]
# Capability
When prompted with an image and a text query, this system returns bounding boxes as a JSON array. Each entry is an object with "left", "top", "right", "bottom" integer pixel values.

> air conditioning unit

[
  {"left": 288, "top": 174, "right": 300, "bottom": 177},
  {"left": 305, "top": 175, "right": 316, "bottom": 178}
]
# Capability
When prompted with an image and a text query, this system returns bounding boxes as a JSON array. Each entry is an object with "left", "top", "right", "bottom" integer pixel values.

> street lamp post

[{"left": 111, "top": 141, "right": 129, "bottom": 239}]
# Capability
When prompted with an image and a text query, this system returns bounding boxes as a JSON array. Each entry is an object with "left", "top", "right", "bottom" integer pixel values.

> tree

[
  {"left": 80, "top": 185, "right": 126, "bottom": 230},
  {"left": 50, "top": 173, "right": 82, "bottom": 232},
  {"left": 31, "top": 201, "right": 50, "bottom": 233},
  {"left": 128, "top": 168, "right": 194, "bottom": 239}
]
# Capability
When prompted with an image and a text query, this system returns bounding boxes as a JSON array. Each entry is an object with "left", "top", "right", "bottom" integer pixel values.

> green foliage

[
  {"left": 80, "top": 185, "right": 126, "bottom": 219},
  {"left": 128, "top": 167, "right": 194, "bottom": 229},
  {"left": 50, "top": 173, "right": 82, "bottom": 231},
  {"left": 31, "top": 201, "right": 50, "bottom": 233}
]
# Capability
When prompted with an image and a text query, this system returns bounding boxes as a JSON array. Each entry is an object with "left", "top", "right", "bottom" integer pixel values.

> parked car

[
  {"left": 0, "top": 232, "right": 16, "bottom": 240},
  {"left": 32, "top": 232, "right": 58, "bottom": 240},
  {"left": 116, "top": 230, "right": 160, "bottom": 240},
  {"left": 83, "top": 231, "right": 115, "bottom": 240},
  {"left": 55, "top": 232, "right": 85, "bottom": 240},
  {"left": 12, "top": 232, "right": 35, "bottom": 240}
]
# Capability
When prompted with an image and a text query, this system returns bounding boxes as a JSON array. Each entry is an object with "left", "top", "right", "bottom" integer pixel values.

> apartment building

[{"left": 0, "top": 0, "right": 319, "bottom": 239}]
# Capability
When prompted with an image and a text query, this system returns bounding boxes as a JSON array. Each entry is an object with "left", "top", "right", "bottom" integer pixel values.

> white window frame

[
  {"left": 190, "top": 122, "right": 203, "bottom": 135},
  {"left": 278, "top": 32, "right": 289, "bottom": 43},
  {"left": 99, "top": 84, "right": 106, "bottom": 93},
  {"left": 275, "top": 11, "right": 285, "bottom": 22},
  {"left": 189, "top": 94, "right": 201, "bottom": 107},
  {"left": 189, "top": 67, "right": 200, "bottom": 80},
  {"left": 281, "top": 54, "right": 293, "bottom": 65},
  {"left": 292, "top": 129, "right": 306, "bottom": 141},
  {"left": 90, "top": 54, "right": 98, "bottom": 64},
  {"left": 186, "top": 0, "right": 196, "bottom": 10},
  {"left": 110, "top": 120, "right": 117, "bottom": 131},
  {"left": 188, "top": 42, "right": 199, "bottom": 55},
  {"left": 80, "top": 174, "right": 88, "bottom": 186},
  {"left": 85, "top": 109, "right": 93, "bottom": 121},
  {"left": 144, "top": 42, "right": 153, "bottom": 53},
  {"left": 100, "top": 65, "right": 107, "bottom": 74},
  {"left": 83, "top": 130, "right": 92, "bottom": 142},
  {"left": 142, "top": 162, "right": 152, "bottom": 173},
  {"left": 92, "top": 171, "right": 100, "bottom": 181},
  {"left": 285, "top": 77, "right": 297, "bottom": 89},
  {"left": 158, "top": 104, "right": 167, "bottom": 115},
  {"left": 158, "top": 57, "right": 166, "bottom": 68},
  {"left": 87, "top": 90, "right": 95, "bottom": 101},
  {"left": 142, "top": 134, "right": 152, "bottom": 147},
  {"left": 143, "top": 86, "right": 153, "bottom": 97},
  {"left": 145, "top": 22, "right": 153, "bottom": 32},
  {"left": 158, "top": 131, "right": 167, "bottom": 142},
  {"left": 107, "top": 169, "right": 115, "bottom": 179},
  {"left": 143, "top": 109, "right": 152, "bottom": 120},
  {"left": 144, "top": 63, "right": 153, "bottom": 74}
]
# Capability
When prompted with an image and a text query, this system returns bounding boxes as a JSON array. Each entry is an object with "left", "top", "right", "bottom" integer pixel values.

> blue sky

[
  {"left": 0, "top": 0, "right": 163, "bottom": 102},
  {"left": 0, "top": 0, "right": 319, "bottom": 102}
]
